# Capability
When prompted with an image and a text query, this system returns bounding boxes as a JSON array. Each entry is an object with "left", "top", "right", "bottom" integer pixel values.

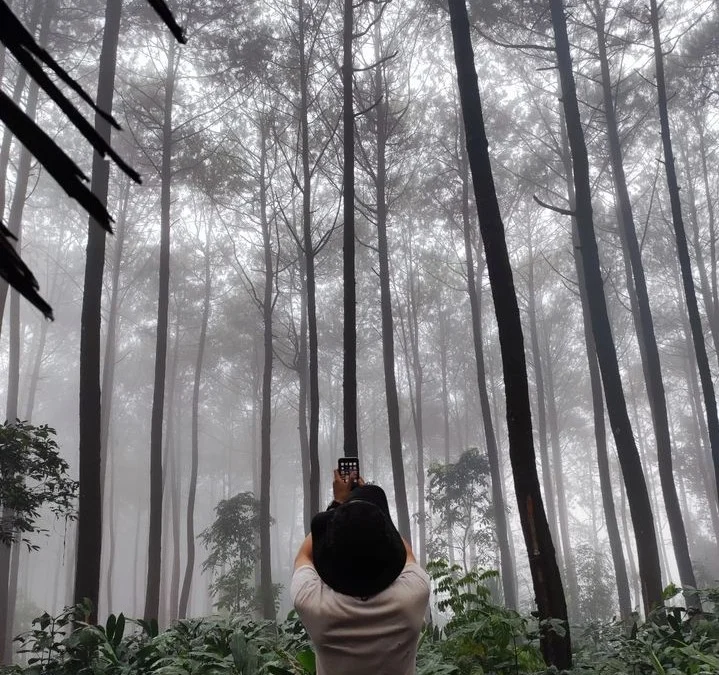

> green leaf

[{"left": 295, "top": 648, "right": 316, "bottom": 674}]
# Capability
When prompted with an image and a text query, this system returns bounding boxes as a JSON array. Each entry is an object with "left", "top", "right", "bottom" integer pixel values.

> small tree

[
  {"left": 200, "top": 492, "right": 268, "bottom": 614},
  {"left": 428, "top": 448, "right": 492, "bottom": 572},
  {"left": 0, "top": 421, "right": 77, "bottom": 547}
]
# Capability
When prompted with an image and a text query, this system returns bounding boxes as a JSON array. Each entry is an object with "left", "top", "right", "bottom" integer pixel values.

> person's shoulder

[
  {"left": 290, "top": 565, "right": 321, "bottom": 607},
  {"left": 394, "top": 563, "right": 431, "bottom": 597}
]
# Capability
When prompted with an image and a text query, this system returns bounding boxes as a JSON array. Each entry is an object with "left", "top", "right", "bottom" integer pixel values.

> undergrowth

[{"left": 3, "top": 566, "right": 718, "bottom": 674}]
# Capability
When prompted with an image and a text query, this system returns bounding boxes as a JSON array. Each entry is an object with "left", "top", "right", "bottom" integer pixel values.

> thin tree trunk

[
  {"left": 297, "top": 249, "right": 311, "bottom": 531},
  {"left": 550, "top": 0, "right": 663, "bottom": 615},
  {"left": 559, "top": 111, "right": 632, "bottom": 619},
  {"left": 167, "top": 327, "right": 182, "bottom": 623},
  {"left": 619, "top": 479, "right": 641, "bottom": 610},
  {"left": 99, "top": 181, "right": 129, "bottom": 617},
  {"left": 179, "top": 228, "right": 212, "bottom": 618},
  {"left": 1, "top": 10, "right": 48, "bottom": 658},
  {"left": 76, "top": 0, "right": 122, "bottom": 625},
  {"left": 258, "top": 123, "right": 276, "bottom": 620},
  {"left": 526, "top": 242, "right": 560, "bottom": 552},
  {"left": 105, "top": 433, "right": 116, "bottom": 615},
  {"left": 696, "top": 116, "right": 719, "bottom": 320},
  {"left": 373, "top": 17, "right": 411, "bottom": 542},
  {"left": 100, "top": 179, "right": 130, "bottom": 488},
  {"left": 544, "top": 336, "right": 580, "bottom": 617},
  {"left": 649, "top": 0, "right": 719, "bottom": 520},
  {"left": 405, "top": 235, "right": 427, "bottom": 567},
  {"left": 342, "top": 0, "right": 357, "bottom": 458},
  {"left": 448, "top": 1, "right": 570, "bottom": 666},
  {"left": 23, "top": 317, "right": 49, "bottom": 422},
  {"left": 298, "top": 0, "right": 321, "bottom": 519},
  {"left": 145, "top": 37, "right": 176, "bottom": 622},
  {"left": 438, "top": 309, "right": 455, "bottom": 566},
  {"left": 460, "top": 144, "right": 517, "bottom": 609}
]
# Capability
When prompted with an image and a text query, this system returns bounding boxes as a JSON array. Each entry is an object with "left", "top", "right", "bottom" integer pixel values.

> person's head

[{"left": 311, "top": 484, "right": 406, "bottom": 597}]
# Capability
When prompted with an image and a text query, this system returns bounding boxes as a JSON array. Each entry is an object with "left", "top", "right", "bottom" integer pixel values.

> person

[{"left": 290, "top": 470, "right": 430, "bottom": 675}]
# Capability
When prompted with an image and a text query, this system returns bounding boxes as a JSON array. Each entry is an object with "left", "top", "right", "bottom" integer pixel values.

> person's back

[
  {"left": 292, "top": 562, "right": 428, "bottom": 675},
  {"left": 290, "top": 476, "right": 430, "bottom": 675}
]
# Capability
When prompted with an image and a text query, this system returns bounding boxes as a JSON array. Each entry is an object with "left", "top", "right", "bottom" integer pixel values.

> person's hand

[{"left": 333, "top": 469, "right": 364, "bottom": 503}]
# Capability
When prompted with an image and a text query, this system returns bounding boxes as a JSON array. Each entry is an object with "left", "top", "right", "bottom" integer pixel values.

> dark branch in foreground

[
  {"left": 0, "top": 221, "right": 53, "bottom": 320},
  {"left": 146, "top": 0, "right": 188, "bottom": 43}
]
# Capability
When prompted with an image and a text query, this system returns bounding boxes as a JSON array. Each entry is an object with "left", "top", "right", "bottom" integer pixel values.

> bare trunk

[
  {"left": 145, "top": 37, "right": 176, "bottom": 622},
  {"left": 544, "top": 337, "right": 580, "bottom": 617},
  {"left": 373, "top": 17, "right": 411, "bottom": 542},
  {"left": 258, "top": 123, "right": 276, "bottom": 620},
  {"left": 460, "top": 143, "right": 517, "bottom": 609},
  {"left": 298, "top": 0, "right": 321, "bottom": 518},
  {"left": 179, "top": 228, "right": 211, "bottom": 618},
  {"left": 649, "top": 0, "right": 719, "bottom": 527},
  {"left": 438, "top": 309, "right": 455, "bottom": 566},
  {"left": 75, "top": 0, "right": 121, "bottom": 623},
  {"left": 551, "top": 0, "right": 663, "bottom": 615},
  {"left": 342, "top": 0, "right": 357, "bottom": 457},
  {"left": 448, "top": 2, "right": 570, "bottom": 666},
  {"left": 559, "top": 107, "right": 632, "bottom": 619},
  {"left": 526, "top": 243, "right": 560, "bottom": 553}
]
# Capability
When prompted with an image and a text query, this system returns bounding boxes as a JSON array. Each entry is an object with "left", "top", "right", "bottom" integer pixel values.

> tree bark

[
  {"left": 297, "top": 0, "right": 321, "bottom": 519},
  {"left": 145, "top": 37, "right": 176, "bottom": 622},
  {"left": 258, "top": 122, "right": 276, "bottom": 620},
  {"left": 178, "top": 228, "right": 212, "bottom": 618},
  {"left": 649, "top": 0, "right": 719, "bottom": 524},
  {"left": 448, "top": 1, "right": 570, "bottom": 666},
  {"left": 460, "top": 143, "right": 517, "bottom": 609},
  {"left": 75, "top": 0, "right": 122, "bottom": 625},
  {"left": 342, "top": 0, "right": 357, "bottom": 458},
  {"left": 1, "top": 7, "right": 50, "bottom": 657},
  {"left": 167, "top": 326, "right": 182, "bottom": 622},
  {"left": 558, "top": 109, "right": 632, "bottom": 619},
  {"left": 403, "top": 233, "right": 427, "bottom": 567},
  {"left": 550, "top": 0, "right": 663, "bottom": 616},
  {"left": 438, "top": 308, "right": 455, "bottom": 566},
  {"left": 526, "top": 240, "right": 560, "bottom": 553},
  {"left": 543, "top": 333, "right": 580, "bottom": 617},
  {"left": 373, "top": 16, "right": 411, "bottom": 542}
]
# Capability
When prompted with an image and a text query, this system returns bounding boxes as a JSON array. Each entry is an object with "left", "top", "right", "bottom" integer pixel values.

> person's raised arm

[
  {"left": 294, "top": 533, "right": 313, "bottom": 570},
  {"left": 403, "top": 538, "right": 417, "bottom": 565}
]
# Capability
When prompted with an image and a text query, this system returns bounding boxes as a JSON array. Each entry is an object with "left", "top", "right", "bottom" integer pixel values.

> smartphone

[{"left": 338, "top": 457, "right": 360, "bottom": 485}]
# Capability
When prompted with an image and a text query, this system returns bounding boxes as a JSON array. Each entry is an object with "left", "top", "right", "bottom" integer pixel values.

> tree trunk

[
  {"left": 1, "top": 9, "right": 49, "bottom": 658},
  {"left": 526, "top": 241, "right": 560, "bottom": 553},
  {"left": 550, "top": 0, "right": 663, "bottom": 616},
  {"left": 75, "top": 0, "right": 122, "bottom": 625},
  {"left": 167, "top": 326, "right": 182, "bottom": 623},
  {"left": 258, "top": 123, "right": 276, "bottom": 620},
  {"left": 100, "top": 179, "right": 130, "bottom": 489},
  {"left": 145, "top": 37, "right": 176, "bottom": 622},
  {"left": 178, "top": 228, "right": 212, "bottom": 618},
  {"left": 298, "top": 0, "right": 321, "bottom": 519},
  {"left": 297, "top": 249, "right": 311, "bottom": 531},
  {"left": 438, "top": 308, "right": 455, "bottom": 566},
  {"left": 342, "top": 0, "right": 357, "bottom": 458},
  {"left": 649, "top": 0, "right": 719, "bottom": 521},
  {"left": 99, "top": 180, "right": 129, "bottom": 617},
  {"left": 543, "top": 334, "right": 580, "bottom": 617},
  {"left": 23, "top": 316, "right": 49, "bottom": 422},
  {"left": 559, "top": 112, "right": 632, "bottom": 619},
  {"left": 404, "top": 234, "right": 427, "bottom": 566},
  {"left": 460, "top": 144, "right": 517, "bottom": 609},
  {"left": 448, "top": 1, "right": 570, "bottom": 666},
  {"left": 373, "top": 17, "right": 411, "bottom": 542}
]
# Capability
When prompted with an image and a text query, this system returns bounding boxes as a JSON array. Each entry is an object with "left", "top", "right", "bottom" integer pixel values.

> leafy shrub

[
  {"left": 423, "top": 560, "right": 546, "bottom": 674},
  {"left": 3, "top": 604, "right": 315, "bottom": 675}
]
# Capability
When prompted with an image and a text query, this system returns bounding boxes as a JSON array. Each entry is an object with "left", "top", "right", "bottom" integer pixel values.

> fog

[{"left": 1, "top": 0, "right": 719, "bottom": 663}]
